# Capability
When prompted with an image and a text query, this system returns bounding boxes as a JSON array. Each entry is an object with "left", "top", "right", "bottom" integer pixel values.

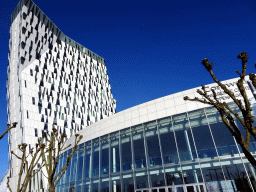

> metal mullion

[
  {"left": 232, "top": 116, "right": 255, "bottom": 192},
  {"left": 233, "top": 135, "right": 255, "bottom": 192},
  {"left": 142, "top": 122, "right": 152, "bottom": 189},
  {"left": 88, "top": 140, "right": 92, "bottom": 192},
  {"left": 130, "top": 126, "right": 136, "bottom": 190},
  {"left": 171, "top": 115, "right": 186, "bottom": 185},
  {"left": 157, "top": 117, "right": 171, "bottom": 187},
  {"left": 108, "top": 134, "right": 111, "bottom": 192},
  {"left": 186, "top": 111, "right": 205, "bottom": 186},
  {"left": 204, "top": 108, "right": 230, "bottom": 191},
  {"left": 98, "top": 137, "right": 102, "bottom": 191},
  {"left": 118, "top": 131, "right": 123, "bottom": 192}
]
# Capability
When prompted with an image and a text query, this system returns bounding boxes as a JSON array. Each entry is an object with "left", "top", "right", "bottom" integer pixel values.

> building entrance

[{"left": 135, "top": 183, "right": 206, "bottom": 192}]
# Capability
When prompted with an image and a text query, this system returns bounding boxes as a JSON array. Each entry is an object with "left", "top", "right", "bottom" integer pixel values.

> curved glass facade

[{"left": 56, "top": 101, "right": 256, "bottom": 192}]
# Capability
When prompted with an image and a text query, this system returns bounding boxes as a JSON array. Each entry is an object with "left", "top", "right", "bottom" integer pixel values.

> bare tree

[
  {"left": 184, "top": 52, "right": 256, "bottom": 170},
  {"left": 39, "top": 127, "right": 86, "bottom": 192},
  {"left": 0, "top": 122, "right": 18, "bottom": 140},
  {"left": 7, "top": 138, "right": 45, "bottom": 192}
]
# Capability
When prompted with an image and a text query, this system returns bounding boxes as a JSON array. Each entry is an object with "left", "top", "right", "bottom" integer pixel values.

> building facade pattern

[{"left": 7, "top": 0, "right": 116, "bottom": 190}]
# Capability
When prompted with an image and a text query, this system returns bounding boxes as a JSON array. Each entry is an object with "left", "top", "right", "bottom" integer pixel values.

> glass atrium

[{"left": 56, "top": 101, "right": 256, "bottom": 192}]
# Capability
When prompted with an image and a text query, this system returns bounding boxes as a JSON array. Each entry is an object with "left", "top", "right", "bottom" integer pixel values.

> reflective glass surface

[{"left": 57, "top": 101, "right": 256, "bottom": 192}]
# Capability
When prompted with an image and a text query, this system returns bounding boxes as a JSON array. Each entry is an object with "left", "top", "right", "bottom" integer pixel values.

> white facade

[{"left": 6, "top": 0, "right": 116, "bottom": 191}]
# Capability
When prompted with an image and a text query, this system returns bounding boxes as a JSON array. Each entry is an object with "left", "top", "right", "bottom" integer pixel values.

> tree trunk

[{"left": 239, "top": 143, "right": 256, "bottom": 170}]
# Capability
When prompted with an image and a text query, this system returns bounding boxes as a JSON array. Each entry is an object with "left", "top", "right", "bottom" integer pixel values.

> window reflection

[
  {"left": 65, "top": 150, "right": 72, "bottom": 184},
  {"left": 208, "top": 111, "right": 239, "bottom": 157},
  {"left": 110, "top": 132, "right": 120, "bottom": 173},
  {"left": 121, "top": 128, "right": 133, "bottom": 171},
  {"left": 123, "top": 173, "right": 134, "bottom": 191},
  {"left": 132, "top": 125, "right": 146, "bottom": 169},
  {"left": 91, "top": 179, "right": 99, "bottom": 192},
  {"left": 57, "top": 101, "right": 256, "bottom": 192},
  {"left": 145, "top": 121, "right": 162, "bottom": 167},
  {"left": 101, "top": 135, "right": 109, "bottom": 175},
  {"left": 70, "top": 150, "right": 78, "bottom": 182},
  {"left": 83, "top": 142, "right": 91, "bottom": 179},
  {"left": 135, "top": 171, "right": 149, "bottom": 189},
  {"left": 233, "top": 107, "right": 256, "bottom": 154},
  {"left": 101, "top": 177, "right": 109, "bottom": 192},
  {"left": 159, "top": 118, "right": 179, "bottom": 165},
  {"left": 173, "top": 114, "right": 194, "bottom": 163},
  {"left": 76, "top": 144, "right": 85, "bottom": 181},
  {"left": 150, "top": 168, "right": 165, "bottom": 187},
  {"left": 190, "top": 112, "right": 217, "bottom": 160},
  {"left": 75, "top": 181, "right": 82, "bottom": 192},
  {"left": 111, "top": 176, "right": 121, "bottom": 192},
  {"left": 92, "top": 139, "right": 100, "bottom": 177},
  {"left": 165, "top": 165, "right": 183, "bottom": 185}
]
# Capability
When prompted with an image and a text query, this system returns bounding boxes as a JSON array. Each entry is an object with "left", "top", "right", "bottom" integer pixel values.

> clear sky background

[{"left": 0, "top": 0, "right": 256, "bottom": 181}]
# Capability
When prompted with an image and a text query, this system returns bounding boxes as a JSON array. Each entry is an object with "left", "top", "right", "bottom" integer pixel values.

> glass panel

[
  {"left": 181, "top": 165, "right": 203, "bottom": 184},
  {"left": 76, "top": 144, "right": 85, "bottom": 181},
  {"left": 176, "top": 186, "right": 184, "bottom": 192},
  {"left": 70, "top": 150, "right": 78, "bottom": 182},
  {"left": 201, "top": 160, "right": 227, "bottom": 192},
  {"left": 168, "top": 188, "right": 174, "bottom": 192},
  {"left": 83, "top": 142, "right": 92, "bottom": 179},
  {"left": 165, "top": 165, "right": 183, "bottom": 185},
  {"left": 101, "top": 135, "right": 109, "bottom": 175},
  {"left": 132, "top": 125, "right": 146, "bottom": 170},
  {"left": 145, "top": 121, "right": 162, "bottom": 167},
  {"left": 186, "top": 186, "right": 195, "bottom": 192},
  {"left": 173, "top": 115, "right": 195, "bottom": 163},
  {"left": 111, "top": 175, "right": 121, "bottom": 192},
  {"left": 150, "top": 168, "right": 165, "bottom": 187},
  {"left": 123, "top": 173, "right": 134, "bottom": 192},
  {"left": 110, "top": 132, "right": 120, "bottom": 173},
  {"left": 159, "top": 120, "right": 179, "bottom": 165},
  {"left": 101, "top": 177, "right": 109, "bottom": 192},
  {"left": 59, "top": 152, "right": 67, "bottom": 185},
  {"left": 207, "top": 111, "right": 239, "bottom": 157},
  {"left": 92, "top": 139, "right": 100, "bottom": 177},
  {"left": 55, "top": 154, "right": 63, "bottom": 185},
  {"left": 244, "top": 162, "right": 256, "bottom": 190},
  {"left": 232, "top": 107, "right": 256, "bottom": 154},
  {"left": 220, "top": 158, "right": 253, "bottom": 192},
  {"left": 65, "top": 150, "right": 72, "bottom": 184},
  {"left": 135, "top": 171, "right": 149, "bottom": 189},
  {"left": 81, "top": 179, "right": 90, "bottom": 192},
  {"left": 121, "top": 128, "right": 133, "bottom": 171},
  {"left": 195, "top": 185, "right": 205, "bottom": 192},
  {"left": 159, "top": 188, "right": 166, "bottom": 192},
  {"left": 75, "top": 181, "right": 82, "bottom": 192},
  {"left": 64, "top": 183, "right": 69, "bottom": 192},
  {"left": 91, "top": 179, "right": 99, "bottom": 192},
  {"left": 69, "top": 182, "right": 75, "bottom": 192},
  {"left": 190, "top": 113, "right": 217, "bottom": 160}
]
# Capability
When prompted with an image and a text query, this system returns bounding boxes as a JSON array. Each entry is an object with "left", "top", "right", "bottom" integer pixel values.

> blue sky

[{"left": 0, "top": 0, "right": 256, "bottom": 180}]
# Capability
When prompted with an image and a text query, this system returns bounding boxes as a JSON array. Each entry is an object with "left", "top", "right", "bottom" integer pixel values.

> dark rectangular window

[
  {"left": 24, "top": 80, "right": 26, "bottom": 88},
  {"left": 35, "top": 128, "right": 38, "bottom": 137},
  {"left": 21, "top": 41, "right": 26, "bottom": 49},
  {"left": 21, "top": 27, "right": 26, "bottom": 34},
  {"left": 27, "top": 111, "right": 29, "bottom": 119},
  {"left": 30, "top": 69, "right": 33, "bottom": 76},
  {"left": 20, "top": 57, "right": 25, "bottom": 64},
  {"left": 32, "top": 97, "right": 35, "bottom": 105}
]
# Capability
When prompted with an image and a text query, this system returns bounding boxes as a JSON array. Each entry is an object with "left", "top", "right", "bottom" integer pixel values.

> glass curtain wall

[{"left": 56, "top": 101, "right": 256, "bottom": 192}]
